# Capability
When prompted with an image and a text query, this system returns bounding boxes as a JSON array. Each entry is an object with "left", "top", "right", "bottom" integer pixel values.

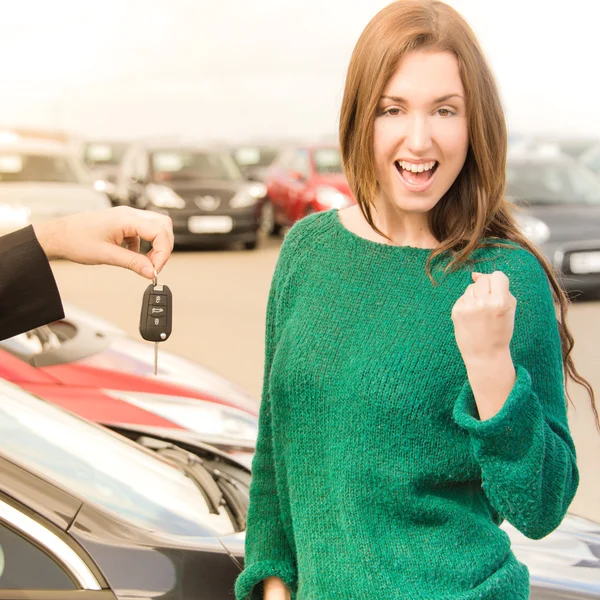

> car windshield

[
  {"left": 0, "top": 382, "right": 234, "bottom": 538},
  {"left": 151, "top": 150, "right": 242, "bottom": 182},
  {"left": 506, "top": 161, "right": 600, "bottom": 205},
  {"left": 313, "top": 148, "right": 343, "bottom": 174},
  {"left": 232, "top": 147, "right": 279, "bottom": 168},
  {"left": 84, "top": 142, "right": 128, "bottom": 167},
  {"left": 0, "top": 153, "right": 83, "bottom": 183}
]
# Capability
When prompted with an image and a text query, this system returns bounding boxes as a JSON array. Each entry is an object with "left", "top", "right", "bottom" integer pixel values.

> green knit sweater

[{"left": 235, "top": 209, "right": 578, "bottom": 600}]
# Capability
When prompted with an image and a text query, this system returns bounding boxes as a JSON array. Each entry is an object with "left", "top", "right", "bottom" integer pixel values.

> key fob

[{"left": 139, "top": 283, "right": 172, "bottom": 342}]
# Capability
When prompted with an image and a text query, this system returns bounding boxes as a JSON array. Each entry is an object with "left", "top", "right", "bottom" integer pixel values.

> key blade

[{"left": 154, "top": 342, "right": 158, "bottom": 376}]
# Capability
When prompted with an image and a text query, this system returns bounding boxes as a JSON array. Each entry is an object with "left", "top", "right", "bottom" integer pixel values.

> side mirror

[{"left": 288, "top": 170, "right": 304, "bottom": 182}]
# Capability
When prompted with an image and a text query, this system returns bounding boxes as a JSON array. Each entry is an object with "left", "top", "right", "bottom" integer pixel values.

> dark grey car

[
  {"left": 507, "top": 153, "right": 600, "bottom": 296},
  {"left": 0, "top": 379, "right": 247, "bottom": 598},
  {"left": 115, "top": 142, "right": 267, "bottom": 250}
]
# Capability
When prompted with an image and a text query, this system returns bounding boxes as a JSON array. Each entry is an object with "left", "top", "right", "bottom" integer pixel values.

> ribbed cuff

[
  {"left": 452, "top": 365, "right": 541, "bottom": 460},
  {"left": 235, "top": 559, "right": 297, "bottom": 600}
]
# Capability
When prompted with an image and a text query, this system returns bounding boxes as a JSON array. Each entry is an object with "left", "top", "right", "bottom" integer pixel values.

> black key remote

[{"left": 139, "top": 279, "right": 172, "bottom": 374}]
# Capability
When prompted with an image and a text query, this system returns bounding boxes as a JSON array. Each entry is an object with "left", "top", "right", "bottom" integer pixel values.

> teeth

[{"left": 399, "top": 160, "right": 436, "bottom": 173}]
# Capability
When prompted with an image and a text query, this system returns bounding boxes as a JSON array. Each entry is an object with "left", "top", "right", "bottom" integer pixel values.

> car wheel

[
  {"left": 259, "top": 200, "right": 276, "bottom": 237},
  {"left": 244, "top": 239, "right": 258, "bottom": 250}
]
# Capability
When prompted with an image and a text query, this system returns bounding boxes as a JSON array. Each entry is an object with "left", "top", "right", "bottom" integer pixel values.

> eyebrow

[{"left": 379, "top": 94, "right": 465, "bottom": 104}]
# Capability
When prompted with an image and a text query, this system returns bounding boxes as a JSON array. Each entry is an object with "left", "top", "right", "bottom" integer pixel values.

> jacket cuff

[
  {"left": 452, "top": 365, "right": 541, "bottom": 460},
  {"left": 235, "top": 559, "right": 297, "bottom": 600}
]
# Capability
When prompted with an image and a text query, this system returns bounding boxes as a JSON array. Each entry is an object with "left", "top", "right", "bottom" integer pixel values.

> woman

[{"left": 235, "top": 1, "right": 598, "bottom": 599}]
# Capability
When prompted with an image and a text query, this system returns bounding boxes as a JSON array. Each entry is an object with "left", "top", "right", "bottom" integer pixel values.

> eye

[
  {"left": 436, "top": 107, "right": 457, "bottom": 117},
  {"left": 380, "top": 107, "right": 402, "bottom": 117}
]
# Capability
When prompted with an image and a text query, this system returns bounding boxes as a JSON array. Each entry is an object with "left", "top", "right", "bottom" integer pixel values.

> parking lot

[{"left": 51, "top": 239, "right": 600, "bottom": 525}]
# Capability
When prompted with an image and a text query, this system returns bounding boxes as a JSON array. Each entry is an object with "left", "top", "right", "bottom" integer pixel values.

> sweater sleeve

[
  {"left": 452, "top": 247, "right": 579, "bottom": 540},
  {"left": 0, "top": 225, "right": 64, "bottom": 340},
  {"left": 235, "top": 235, "right": 298, "bottom": 599}
]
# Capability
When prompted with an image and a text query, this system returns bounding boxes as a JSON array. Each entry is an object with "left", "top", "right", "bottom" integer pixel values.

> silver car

[{"left": 0, "top": 135, "right": 111, "bottom": 235}]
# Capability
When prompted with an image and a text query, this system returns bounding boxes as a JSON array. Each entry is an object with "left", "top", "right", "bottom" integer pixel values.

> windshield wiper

[{"left": 137, "top": 437, "right": 247, "bottom": 529}]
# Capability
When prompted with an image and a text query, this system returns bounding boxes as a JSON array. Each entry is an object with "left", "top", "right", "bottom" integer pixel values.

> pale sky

[{"left": 0, "top": 0, "right": 597, "bottom": 142}]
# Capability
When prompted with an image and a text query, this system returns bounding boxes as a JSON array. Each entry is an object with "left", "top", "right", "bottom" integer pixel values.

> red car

[
  {"left": 264, "top": 145, "right": 354, "bottom": 234},
  {"left": 0, "top": 304, "right": 258, "bottom": 467}
]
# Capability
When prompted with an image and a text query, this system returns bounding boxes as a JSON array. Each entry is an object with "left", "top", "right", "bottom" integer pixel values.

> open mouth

[{"left": 395, "top": 160, "right": 439, "bottom": 187}]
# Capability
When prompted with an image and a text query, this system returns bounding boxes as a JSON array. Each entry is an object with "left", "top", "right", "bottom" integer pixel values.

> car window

[
  {"left": 313, "top": 148, "right": 343, "bottom": 174},
  {"left": 0, "top": 382, "right": 234, "bottom": 539},
  {"left": 506, "top": 162, "right": 600, "bottom": 204},
  {"left": 582, "top": 146, "right": 600, "bottom": 174},
  {"left": 0, "top": 153, "right": 82, "bottom": 184},
  {"left": 83, "top": 142, "right": 128, "bottom": 167},
  {"left": 233, "top": 147, "right": 279, "bottom": 168},
  {"left": 0, "top": 522, "right": 75, "bottom": 589},
  {"left": 289, "top": 149, "right": 310, "bottom": 178},
  {"left": 151, "top": 151, "right": 242, "bottom": 182}
]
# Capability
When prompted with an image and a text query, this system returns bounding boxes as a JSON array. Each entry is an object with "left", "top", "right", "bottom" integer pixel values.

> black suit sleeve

[{"left": 0, "top": 226, "right": 64, "bottom": 340}]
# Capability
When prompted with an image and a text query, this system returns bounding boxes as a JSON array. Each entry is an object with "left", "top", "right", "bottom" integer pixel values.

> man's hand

[{"left": 33, "top": 207, "right": 174, "bottom": 279}]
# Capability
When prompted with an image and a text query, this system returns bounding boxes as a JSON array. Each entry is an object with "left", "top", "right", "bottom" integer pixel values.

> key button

[
  {"left": 148, "top": 306, "right": 166, "bottom": 317},
  {"left": 147, "top": 316, "right": 167, "bottom": 328},
  {"left": 151, "top": 295, "right": 167, "bottom": 306}
]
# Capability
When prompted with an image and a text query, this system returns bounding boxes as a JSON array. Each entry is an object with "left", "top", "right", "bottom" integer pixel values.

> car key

[{"left": 139, "top": 271, "right": 172, "bottom": 375}]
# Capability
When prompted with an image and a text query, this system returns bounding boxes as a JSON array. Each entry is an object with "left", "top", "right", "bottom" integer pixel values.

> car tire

[
  {"left": 244, "top": 239, "right": 258, "bottom": 251},
  {"left": 260, "top": 199, "right": 281, "bottom": 237}
]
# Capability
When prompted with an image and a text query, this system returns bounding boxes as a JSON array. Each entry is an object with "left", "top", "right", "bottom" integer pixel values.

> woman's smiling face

[{"left": 373, "top": 50, "right": 470, "bottom": 216}]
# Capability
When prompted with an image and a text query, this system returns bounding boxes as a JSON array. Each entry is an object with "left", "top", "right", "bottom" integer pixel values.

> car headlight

[
  {"left": 94, "top": 179, "right": 116, "bottom": 196},
  {"left": 0, "top": 205, "right": 31, "bottom": 230},
  {"left": 230, "top": 183, "right": 266, "bottom": 209},
  {"left": 515, "top": 213, "right": 550, "bottom": 245},
  {"left": 146, "top": 184, "right": 186, "bottom": 209},
  {"left": 315, "top": 186, "right": 352, "bottom": 209}
]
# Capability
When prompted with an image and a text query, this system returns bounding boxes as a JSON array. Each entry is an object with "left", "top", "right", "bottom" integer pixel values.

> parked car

[
  {"left": 0, "top": 304, "right": 258, "bottom": 466},
  {"left": 115, "top": 141, "right": 267, "bottom": 250},
  {"left": 507, "top": 151, "right": 600, "bottom": 296},
  {"left": 0, "top": 137, "right": 111, "bottom": 235},
  {"left": 0, "top": 379, "right": 246, "bottom": 598},
  {"left": 81, "top": 139, "right": 130, "bottom": 204},
  {"left": 264, "top": 144, "right": 354, "bottom": 234}
]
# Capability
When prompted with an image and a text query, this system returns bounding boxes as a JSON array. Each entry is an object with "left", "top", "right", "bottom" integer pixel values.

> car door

[{"left": 0, "top": 495, "right": 114, "bottom": 600}]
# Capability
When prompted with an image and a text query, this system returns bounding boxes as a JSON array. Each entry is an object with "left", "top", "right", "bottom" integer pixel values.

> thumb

[
  {"left": 471, "top": 271, "right": 483, "bottom": 282},
  {"left": 102, "top": 244, "right": 155, "bottom": 279}
]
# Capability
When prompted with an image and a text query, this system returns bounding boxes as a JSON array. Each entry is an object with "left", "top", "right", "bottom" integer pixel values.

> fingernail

[{"left": 142, "top": 266, "right": 154, "bottom": 279}]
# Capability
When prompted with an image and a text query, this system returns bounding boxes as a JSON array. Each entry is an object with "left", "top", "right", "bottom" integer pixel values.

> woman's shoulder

[
  {"left": 277, "top": 210, "right": 337, "bottom": 259},
  {"left": 472, "top": 239, "right": 552, "bottom": 295}
]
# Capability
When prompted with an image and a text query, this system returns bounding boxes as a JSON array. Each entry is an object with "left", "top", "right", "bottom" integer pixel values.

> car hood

[
  {"left": 313, "top": 173, "right": 351, "bottom": 196},
  {"left": 0, "top": 182, "right": 110, "bottom": 219},
  {"left": 502, "top": 515, "right": 600, "bottom": 594},
  {"left": 524, "top": 203, "right": 600, "bottom": 243}
]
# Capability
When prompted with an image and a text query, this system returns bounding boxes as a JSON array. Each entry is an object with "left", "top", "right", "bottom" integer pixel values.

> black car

[
  {"left": 115, "top": 141, "right": 267, "bottom": 250},
  {"left": 507, "top": 152, "right": 600, "bottom": 296},
  {"left": 0, "top": 379, "right": 246, "bottom": 598}
]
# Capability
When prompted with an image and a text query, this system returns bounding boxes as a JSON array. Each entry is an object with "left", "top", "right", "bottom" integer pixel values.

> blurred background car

[
  {"left": 0, "top": 135, "right": 111, "bottom": 235},
  {"left": 264, "top": 144, "right": 354, "bottom": 235},
  {"left": 0, "top": 304, "right": 258, "bottom": 466},
  {"left": 0, "top": 379, "right": 246, "bottom": 598},
  {"left": 114, "top": 141, "right": 268, "bottom": 250},
  {"left": 80, "top": 139, "right": 130, "bottom": 204},
  {"left": 229, "top": 143, "right": 281, "bottom": 182},
  {"left": 507, "top": 150, "right": 600, "bottom": 297}
]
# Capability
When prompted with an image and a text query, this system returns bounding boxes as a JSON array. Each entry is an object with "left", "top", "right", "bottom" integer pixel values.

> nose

[{"left": 405, "top": 114, "right": 432, "bottom": 155}]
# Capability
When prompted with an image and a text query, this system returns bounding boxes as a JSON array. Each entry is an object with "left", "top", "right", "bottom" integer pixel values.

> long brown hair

[{"left": 339, "top": 0, "right": 599, "bottom": 431}]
